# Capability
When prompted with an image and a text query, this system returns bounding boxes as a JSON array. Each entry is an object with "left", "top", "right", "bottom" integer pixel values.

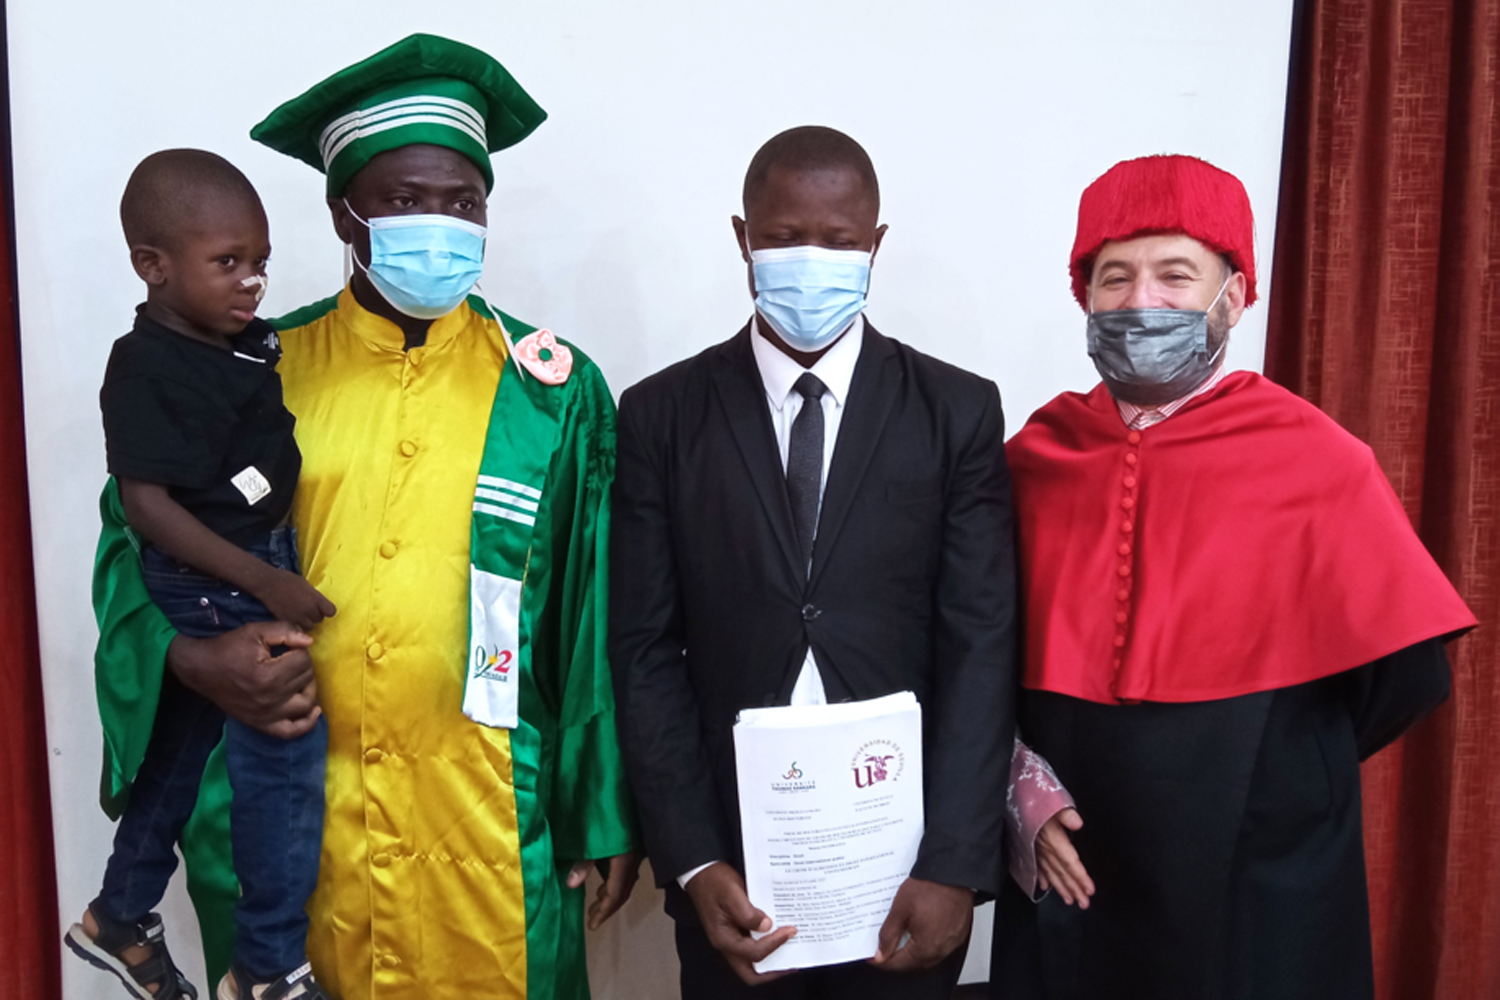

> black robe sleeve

[{"left": 1345, "top": 637, "right": 1452, "bottom": 761}]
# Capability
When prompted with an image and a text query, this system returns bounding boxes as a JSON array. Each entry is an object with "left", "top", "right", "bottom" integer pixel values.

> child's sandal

[
  {"left": 216, "top": 961, "right": 331, "bottom": 1000},
  {"left": 65, "top": 906, "right": 198, "bottom": 1000}
]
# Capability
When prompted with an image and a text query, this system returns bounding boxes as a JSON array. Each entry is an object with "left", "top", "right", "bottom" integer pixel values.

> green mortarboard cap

[{"left": 250, "top": 33, "right": 546, "bottom": 196}]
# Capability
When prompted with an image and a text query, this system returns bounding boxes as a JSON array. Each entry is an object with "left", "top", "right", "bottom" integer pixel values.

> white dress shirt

[
  {"left": 677, "top": 312, "right": 865, "bottom": 888},
  {"left": 748, "top": 313, "right": 864, "bottom": 705}
]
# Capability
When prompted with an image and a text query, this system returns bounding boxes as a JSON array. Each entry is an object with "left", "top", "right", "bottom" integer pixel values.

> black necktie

[{"left": 787, "top": 373, "right": 827, "bottom": 570}]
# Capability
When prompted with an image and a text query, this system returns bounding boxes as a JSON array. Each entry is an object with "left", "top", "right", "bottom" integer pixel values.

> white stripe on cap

[
  {"left": 320, "top": 95, "right": 486, "bottom": 160},
  {"left": 321, "top": 94, "right": 486, "bottom": 143},
  {"left": 319, "top": 95, "right": 487, "bottom": 169}
]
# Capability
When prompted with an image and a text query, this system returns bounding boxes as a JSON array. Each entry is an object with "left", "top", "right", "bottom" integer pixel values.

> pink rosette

[{"left": 513, "top": 329, "right": 573, "bottom": 385}]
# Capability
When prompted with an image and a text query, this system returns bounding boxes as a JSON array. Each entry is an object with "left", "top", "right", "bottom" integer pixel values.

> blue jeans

[{"left": 96, "top": 526, "right": 326, "bottom": 980}]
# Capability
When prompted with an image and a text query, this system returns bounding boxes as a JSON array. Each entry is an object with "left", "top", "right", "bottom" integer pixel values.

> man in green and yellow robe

[{"left": 91, "top": 34, "right": 637, "bottom": 1000}]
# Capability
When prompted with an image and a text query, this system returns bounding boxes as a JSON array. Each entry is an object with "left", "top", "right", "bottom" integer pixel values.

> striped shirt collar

[{"left": 1114, "top": 363, "right": 1230, "bottom": 430}]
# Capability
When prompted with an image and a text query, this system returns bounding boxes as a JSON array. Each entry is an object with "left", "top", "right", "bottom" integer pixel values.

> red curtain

[
  {"left": 0, "top": 65, "right": 63, "bottom": 1000},
  {"left": 1267, "top": 0, "right": 1500, "bottom": 997}
]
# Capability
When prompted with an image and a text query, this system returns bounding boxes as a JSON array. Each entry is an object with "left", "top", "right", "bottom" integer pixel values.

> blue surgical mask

[
  {"left": 749, "top": 243, "right": 873, "bottom": 353},
  {"left": 1086, "top": 276, "right": 1231, "bottom": 406},
  {"left": 345, "top": 201, "right": 486, "bottom": 320}
]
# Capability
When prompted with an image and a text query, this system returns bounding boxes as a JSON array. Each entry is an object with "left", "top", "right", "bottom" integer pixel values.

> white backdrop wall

[{"left": 9, "top": 2, "right": 1294, "bottom": 996}]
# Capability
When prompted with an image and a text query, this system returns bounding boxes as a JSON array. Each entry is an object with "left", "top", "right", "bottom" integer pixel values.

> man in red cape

[{"left": 989, "top": 155, "right": 1475, "bottom": 1000}]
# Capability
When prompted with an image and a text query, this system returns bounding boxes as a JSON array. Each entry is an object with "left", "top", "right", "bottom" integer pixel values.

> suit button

[
  {"left": 372, "top": 853, "right": 392, "bottom": 868},
  {"left": 801, "top": 604, "right": 820, "bottom": 621},
  {"left": 1125, "top": 453, "right": 1138, "bottom": 466},
  {"left": 364, "top": 748, "right": 383, "bottom": 764},
  {"left": 399, "top": 440, "right": 418, "bottom": 457},
  {"left": 368, "top": 641, "right": 385, "bottom": 661},
  {"left": 379, "top": 541, "right": 398, "bottom": 559},
  {"left": 1128, "top": 431, "right": 1142, "bottom": 444}
]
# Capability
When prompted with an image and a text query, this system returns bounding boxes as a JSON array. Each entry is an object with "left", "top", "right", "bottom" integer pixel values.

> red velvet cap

[{"left": 1069, "top": 154, "right": 1257, "bottom": 309}]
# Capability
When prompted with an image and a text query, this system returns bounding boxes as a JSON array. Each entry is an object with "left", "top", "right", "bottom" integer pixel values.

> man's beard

[{"left": 1207, "top": 299, "right": 1232, "bottom": 359}]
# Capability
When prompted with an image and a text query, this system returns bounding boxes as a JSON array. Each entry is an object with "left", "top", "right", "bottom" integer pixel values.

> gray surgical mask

[{"left": 1086, "top": 276, "right": 1230, "bottom": 406}]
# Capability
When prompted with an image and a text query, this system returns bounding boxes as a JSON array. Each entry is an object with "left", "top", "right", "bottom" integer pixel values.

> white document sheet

[{"left": 733, "top": 691, "right": 924, "bottom": 973}]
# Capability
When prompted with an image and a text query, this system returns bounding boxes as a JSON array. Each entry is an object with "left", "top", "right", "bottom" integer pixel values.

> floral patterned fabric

[{"left": 1006, "top": 737, "right": 1074, "bottom": 899}]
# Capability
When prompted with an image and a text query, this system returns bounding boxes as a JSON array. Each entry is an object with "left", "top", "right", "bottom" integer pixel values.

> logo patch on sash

[
  {"left": 464, "top": 568, "right": 522, "bottom": 729},
  {"left": 473, "top": 646, "right": 514, "bottom": 680}
]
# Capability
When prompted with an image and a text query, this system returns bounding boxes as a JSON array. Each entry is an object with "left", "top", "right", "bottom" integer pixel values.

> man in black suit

[{"left": 610, "top": 126, "right": 1017, "bottom": 999}]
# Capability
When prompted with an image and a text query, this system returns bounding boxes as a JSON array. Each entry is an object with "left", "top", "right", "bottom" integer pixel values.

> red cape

[{"left": 1006, "top": 371, "right": 1475, "bottom": 705}]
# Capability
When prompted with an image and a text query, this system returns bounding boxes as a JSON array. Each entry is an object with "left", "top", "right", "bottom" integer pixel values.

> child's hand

[
  {"left": 1037, "top": 807, "right": 1095, "bottom": 908},
  {"left": 256, "top": 569, "right": 337, "bottom": 632}
]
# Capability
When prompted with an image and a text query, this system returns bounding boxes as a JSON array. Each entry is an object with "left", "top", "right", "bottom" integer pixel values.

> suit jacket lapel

[
  {"left": 810, "top": 323, "right": 901, "bottom": 591},
  {"left": 711, "top": 325, "right": 804, "bottom": 580}
]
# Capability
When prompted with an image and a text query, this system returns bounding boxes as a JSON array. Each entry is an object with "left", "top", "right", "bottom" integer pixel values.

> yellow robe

[
  {"left": 92, "top": 287, "right": 632, "bottom": 998},
  {"left": 278, "top": 289, "right": 621, "bottom": 999}
]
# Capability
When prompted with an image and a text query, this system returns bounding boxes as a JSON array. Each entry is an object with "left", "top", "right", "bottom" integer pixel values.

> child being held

[{"left": 66, "top": 149, "right": 333, "bottom": 1000}]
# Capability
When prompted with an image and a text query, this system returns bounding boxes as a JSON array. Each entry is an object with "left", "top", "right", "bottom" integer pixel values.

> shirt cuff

[{"left": 677, "top": 861, "right": 720, "bottom": 889}]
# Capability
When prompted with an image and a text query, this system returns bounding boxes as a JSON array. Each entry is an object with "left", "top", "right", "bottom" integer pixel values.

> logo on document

[
  {"left": 472, "top": 645, "right": 514, "bottom": 681},
  {"left": 771, "top": 761, "right": 816, "bottom": 793},
  {"left": 852, "top": 739, "right": 905, "bottom": 789}
]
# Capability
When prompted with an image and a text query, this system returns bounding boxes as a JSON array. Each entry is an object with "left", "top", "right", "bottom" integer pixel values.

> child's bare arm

[{"left": 119, "top": 478, "right": 336, "bottom": 631}]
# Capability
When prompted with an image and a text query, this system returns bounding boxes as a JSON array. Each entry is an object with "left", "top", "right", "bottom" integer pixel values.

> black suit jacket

[{"left": 610, "top": 321, "right": 1017, "bottom": 920}]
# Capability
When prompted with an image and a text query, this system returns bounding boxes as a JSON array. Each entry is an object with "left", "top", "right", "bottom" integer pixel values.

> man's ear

[
  {"left": 327, "top": 198, "right": 355, "bottom": 246},
  {"left": 1222, "top": 270, "right": 1248, "bottom": 328},
  {"left": 871, "top": 224, "right": 889, "bottom": 262},
  {"left": 733, "top": 216, "right": 758, "bottom": 300},
  {"left": 731, "top": 215, "right": 750, "bottom": 262},
  {"left": 130, "top": 245, "right": 169, "bottom": 286}
]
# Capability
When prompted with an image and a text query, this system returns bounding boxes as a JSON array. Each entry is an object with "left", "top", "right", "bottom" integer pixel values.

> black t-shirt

[{"left": 100, "top": 309, "right": 300, "bottom": 546}]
